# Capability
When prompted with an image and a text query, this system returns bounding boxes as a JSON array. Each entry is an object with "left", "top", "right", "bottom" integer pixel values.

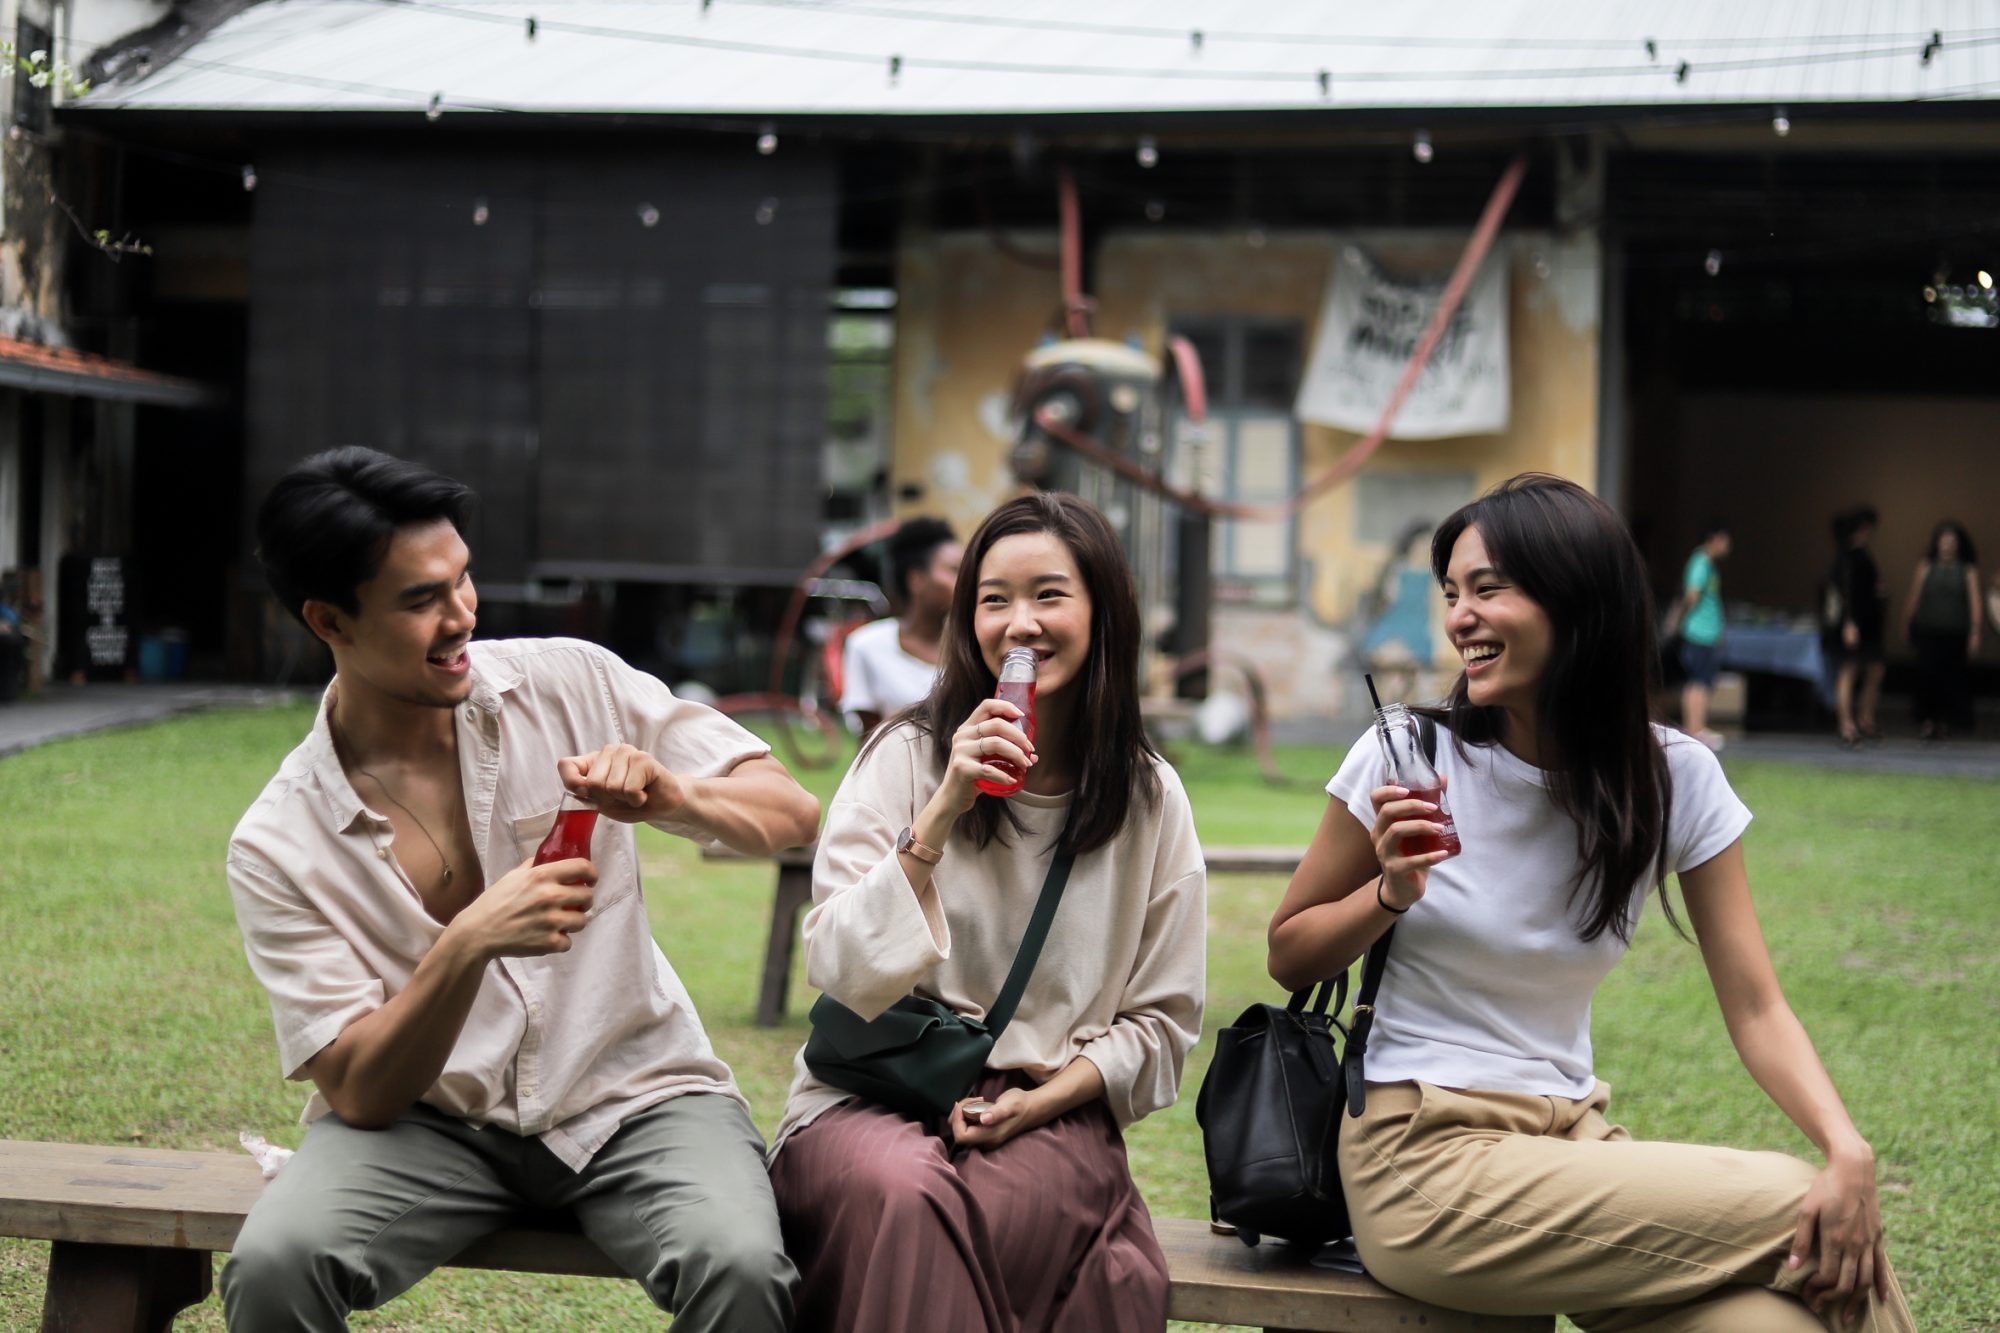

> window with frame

[{"left": 1168, "top": 318, "right": 1304, "bottom": 605}]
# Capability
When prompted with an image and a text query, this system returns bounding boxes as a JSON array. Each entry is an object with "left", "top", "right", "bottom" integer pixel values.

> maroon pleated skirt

[{"left": 769, "top": 1070, "right": 1170, "bottom": 1333}]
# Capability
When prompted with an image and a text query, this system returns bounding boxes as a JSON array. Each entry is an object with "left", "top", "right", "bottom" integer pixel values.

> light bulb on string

[
  {"left": 1144, "top": 199, "right": 1165, "bottom": 222},
  {"left": 241, "top": 164, "right": 258, "bottom": 192},
  {"left": 1772, "top": 107, "right": 1791, "bottom": 137},
  {"left": 1704, "top": 249, "right": 1722, "bottom": 277},
  {"left": 1136, "top": 136, "right": 1158, "bottom": 169},
  {"left": 756, "top": 123, "right": 778, "bottom": 155},
  {"left": 637, "top": 202, "right": 659, "bottom": 228},
  {"left": 472, "top": 198, "right": 490, "bottom": 227},
  {"left": 755, "top": 197, "right": 778, "bottom": 226},
  {"left": 1412, "top": 130, "right": 1434, "bottom": 164},
  {"left": 1980, "top": 271, "right": 1995, "bottom": 291}
]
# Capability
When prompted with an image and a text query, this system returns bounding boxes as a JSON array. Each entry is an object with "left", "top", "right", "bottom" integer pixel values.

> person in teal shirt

[{"left": 1675, "top": 522, "right": 1731, "bottom": 750}]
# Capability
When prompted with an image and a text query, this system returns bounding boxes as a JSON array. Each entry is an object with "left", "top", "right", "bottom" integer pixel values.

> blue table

[{"left": 1717, "top": 622, "right": 1833, "bottom": 708}]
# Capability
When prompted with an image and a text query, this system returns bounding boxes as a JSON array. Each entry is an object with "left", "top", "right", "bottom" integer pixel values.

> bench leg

[
  {"left": 41, "top": 1241, "right": 212, "bottom": 1333},
  {"left": 755, "top": 862, "right": 814, "bottom": 1027}
]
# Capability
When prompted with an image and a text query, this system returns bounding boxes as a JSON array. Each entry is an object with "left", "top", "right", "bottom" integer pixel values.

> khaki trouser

[
  {"left": 221, "top": 1095, "right": 796, "bottom": 1333},
  {"left": 1337, "top": 1080, "right": 1916, "bottom": 1332}
]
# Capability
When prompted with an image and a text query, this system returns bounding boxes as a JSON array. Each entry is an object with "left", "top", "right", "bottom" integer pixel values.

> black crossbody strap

[
  {"left": 984, "top": 848, "right": 1077, "bottom": 1038},
  {"left": 1344, "top": 712, "right": 1438, "bottom": 1116}
]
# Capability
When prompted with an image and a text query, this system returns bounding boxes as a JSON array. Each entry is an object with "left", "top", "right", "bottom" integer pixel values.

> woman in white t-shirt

[{"left": 1269, "top": 475, "right": 1914, "bottom": 1332}]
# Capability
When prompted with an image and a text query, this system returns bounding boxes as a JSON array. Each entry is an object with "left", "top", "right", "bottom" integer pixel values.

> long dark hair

[
  {"left": 1925, "top": 519, "right": 1977, "bottom": 565},
  {"left": 1428, "top": 474, "right": 1676, "bottom": 944},
  {"left": 865, "top": 492, "right": 1161, "bottom": 856}
]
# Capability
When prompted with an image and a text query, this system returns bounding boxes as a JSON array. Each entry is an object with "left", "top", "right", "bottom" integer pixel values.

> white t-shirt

[
  {"left": 1325, "top": 723, "right": 1751, "bottom": 1099},
  {"left": 839, "top": 618, "right": 940, "bottom": 720}
]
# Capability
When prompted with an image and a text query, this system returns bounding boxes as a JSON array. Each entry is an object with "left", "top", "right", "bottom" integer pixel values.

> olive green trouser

[
  {"left": 1338, "top": 1080, "right": 1916, "bottom": 1332},
  {"left": 221, "top": 1095, "right": 795, "bottom": 1332}
]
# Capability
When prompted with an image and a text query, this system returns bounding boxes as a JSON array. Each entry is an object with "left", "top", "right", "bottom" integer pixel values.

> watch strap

[{"left": 896, "top": 825, "right": 944, "bottom": 864}]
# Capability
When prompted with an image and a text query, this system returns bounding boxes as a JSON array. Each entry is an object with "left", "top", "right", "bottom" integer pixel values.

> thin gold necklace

[{"left": 332, "top": 712, "right": 455, "bottom": 889}]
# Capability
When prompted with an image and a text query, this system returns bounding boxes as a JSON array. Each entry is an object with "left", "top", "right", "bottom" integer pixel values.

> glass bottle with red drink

[
  {"left": 1373, "top": 702, "right": 1461, "bottom": 857},
  {"left": 975, "top": 646, "right": 1037, "bottom": 798},
  {"left": 534, "top": 790, "right": 599, "bottom": 865}
]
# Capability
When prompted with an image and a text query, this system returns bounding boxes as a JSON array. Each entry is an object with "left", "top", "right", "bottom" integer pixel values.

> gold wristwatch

[{"left": 895, "top": 825, "right": 944, "bottom": 865}]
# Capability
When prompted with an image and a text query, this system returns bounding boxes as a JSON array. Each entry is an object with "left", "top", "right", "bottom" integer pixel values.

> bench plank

[
  {"left": 3, "top": 1141, "right": 1552, "bottom": 1332},
  {"left": 1156, "top": 1219, "right": 1549, "bottom": 1331}
]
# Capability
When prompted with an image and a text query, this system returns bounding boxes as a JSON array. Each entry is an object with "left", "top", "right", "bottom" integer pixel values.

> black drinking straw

[{"left": 1365, "top": 672, "right": 1384, "bottom": 714}]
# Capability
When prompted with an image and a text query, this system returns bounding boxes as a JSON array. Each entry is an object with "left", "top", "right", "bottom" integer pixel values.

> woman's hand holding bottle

[
  {"left": 932, "top": 700, "right": 1037, "bottom": 818},
  {"left": 1368, "top": 778, "right": 1455, "bottom": 912}
]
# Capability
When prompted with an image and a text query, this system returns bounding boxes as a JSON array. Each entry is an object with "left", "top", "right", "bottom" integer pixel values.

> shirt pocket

[{"left": 508, "top": 807, "right": 634, "bottom": 917}]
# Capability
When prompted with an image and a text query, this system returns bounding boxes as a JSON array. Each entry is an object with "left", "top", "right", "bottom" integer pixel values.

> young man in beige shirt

[{"left": 222, "top": 447, "right": 820, "bottom": 1332}]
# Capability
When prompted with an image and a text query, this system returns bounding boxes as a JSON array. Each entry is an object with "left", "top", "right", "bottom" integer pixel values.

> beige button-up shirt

[{"left": 227, "top": 637, "right": 769, "bottom": 1170}]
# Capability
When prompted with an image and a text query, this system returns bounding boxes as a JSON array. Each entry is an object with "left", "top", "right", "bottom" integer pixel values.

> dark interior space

[{"left": 1614, "top": 149, "right": 2000, "bottom": 718}]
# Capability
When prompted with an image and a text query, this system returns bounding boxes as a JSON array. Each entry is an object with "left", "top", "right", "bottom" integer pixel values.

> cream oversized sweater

[{"left": 771, "top": 723, "right": 1207, "bottom": 1153}]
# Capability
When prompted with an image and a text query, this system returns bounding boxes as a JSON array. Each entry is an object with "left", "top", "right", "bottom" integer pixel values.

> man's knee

[
  {"left": 221, "top": 1211, "right": 362, "bottom": 1325},
  {"left": 660, "top": 1212, "right": 797, "bottom": 1332},
  {"left": 692, "top": 1220, "right": 797, "bottom": 1300}
]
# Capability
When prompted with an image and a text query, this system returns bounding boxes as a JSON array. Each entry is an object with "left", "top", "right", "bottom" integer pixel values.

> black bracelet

[{"left": 1376, "top": 881, "right": 1411, "bottom": 915}]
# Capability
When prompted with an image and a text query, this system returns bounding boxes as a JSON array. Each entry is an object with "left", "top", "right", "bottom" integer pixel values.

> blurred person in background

[{"left": 1903, "top": 521, "right": 1981, "bottom": 740}]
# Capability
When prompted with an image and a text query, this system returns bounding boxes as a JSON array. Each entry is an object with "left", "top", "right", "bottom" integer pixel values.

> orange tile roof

[{"left": 0, "top": 335, "right": 208, "bottom": 406}]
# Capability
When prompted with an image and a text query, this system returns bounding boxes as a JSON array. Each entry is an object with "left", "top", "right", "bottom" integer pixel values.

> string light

[
  {"left": 755, "top": 197, "right": 778, "bottom": 225},
  {"left": 1136, "top": 135, "right": 1158, "bottom": 168},
  {"left": 1145, "top": 198, "right": 1165, "bottom": 222},
  {"left": 637, "top": 202, "right": 659, "bottom": 227},
  {"left": 240, "top": 163, "right": 257, "bottom": 192},
  {"left": 472, "top": 197, "right": 490, "bottom": 226},
  {"left": 1772, "top": 106, "right": 1791, "bottom": 135},
  {"left": 1704, "top": 248, "right": 1722, "bottom": 276},
  {"left": 1981, "top": 270, "right": 1995, "bottom": 290},
  {"left": 756, "top": 123, "right": 778, "bottom": 154},
  {"left": 1412, "top": 129, "right": 1434, "bottom": 164}
]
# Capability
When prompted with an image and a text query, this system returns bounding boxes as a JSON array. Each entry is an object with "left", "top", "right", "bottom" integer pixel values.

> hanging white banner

[{"left": 1295, "top": 244, "right": 1509, "bottom": 440}]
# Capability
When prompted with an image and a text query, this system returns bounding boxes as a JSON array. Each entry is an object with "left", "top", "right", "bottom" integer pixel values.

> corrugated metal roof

[{"left": 75, "top": 0, "right": 2000, "bottom": 117}]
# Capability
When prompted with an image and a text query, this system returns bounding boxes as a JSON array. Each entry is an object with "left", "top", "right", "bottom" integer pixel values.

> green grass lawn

[{"left": 0, "top": 702, "right": 1992, "bottom": 1330}]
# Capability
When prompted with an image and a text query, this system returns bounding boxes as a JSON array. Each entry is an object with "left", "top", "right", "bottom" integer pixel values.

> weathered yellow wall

[
  {"left": 888, "top": 231, "right": 1059, "bottom": 536},
  {"left": 1094, "top": 230, "right": 1599, "bottom": 627},
  {"left": 892, "top": 226, "right": 1602, "bottom": 715}
]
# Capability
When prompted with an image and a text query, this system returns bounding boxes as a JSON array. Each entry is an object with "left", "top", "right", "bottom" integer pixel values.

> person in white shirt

[
  {"left": 770, "top": 493, "right": 1205, "bottom": 1333},
  {"left": 222, "top": 448, "right": 820, "bottom": 1333},
  {"left": 840, "top": 516, "right": 960, "bottom": 735},
  {"left": 1268, "top": 475, "right": 1913, "bottom": 1332}
]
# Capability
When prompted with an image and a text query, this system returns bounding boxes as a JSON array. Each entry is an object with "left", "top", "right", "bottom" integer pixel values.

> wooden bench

[
  {"left": 2, "top": 1139, "right": 1551, "bottom": 1332},
  {"left": 705, "top": 844, "right": 1306, "bottom": 1027}
]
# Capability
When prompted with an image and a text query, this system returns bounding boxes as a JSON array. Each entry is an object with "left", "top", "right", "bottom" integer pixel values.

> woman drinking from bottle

[
  {"left": 769, "top": 492, "right": 1207, "bottom": 1333},
  {"left": 1267, "top": 474, "right": 1913, "bottom": 1331}
]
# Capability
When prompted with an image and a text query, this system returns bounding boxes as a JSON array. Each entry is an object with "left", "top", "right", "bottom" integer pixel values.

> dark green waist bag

[{"left": 804, "top": 847, "right": 1075, "bottom": 1121}]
